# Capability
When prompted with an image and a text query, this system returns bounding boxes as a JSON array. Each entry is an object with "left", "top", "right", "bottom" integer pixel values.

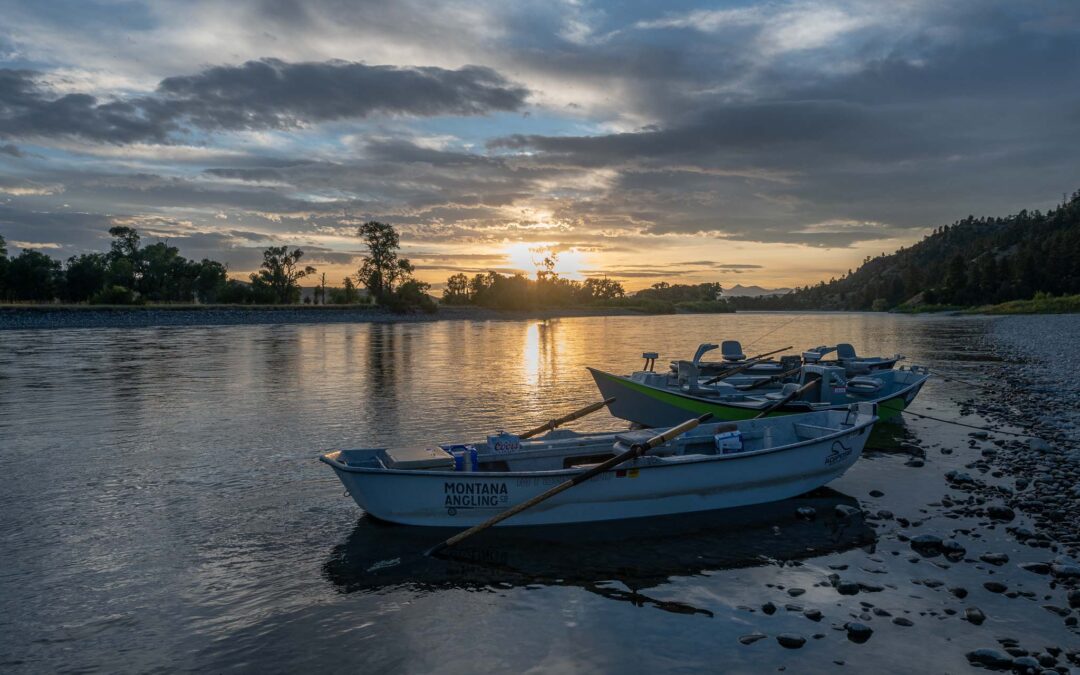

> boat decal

[
  {"left": 824, "top": 440, "right": 854, "bottom": 466},
  {"left": 443, "top": 481, "right": 510, "bottom": 511}
]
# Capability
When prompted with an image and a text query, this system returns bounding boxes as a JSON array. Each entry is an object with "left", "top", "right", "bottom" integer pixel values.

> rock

[
  {"left": 1018, "top": 562, "right": 1051, "bottom": 575},
  {"left": 1051, "top": 563, "right": 1080, "bottom": 579},
  {"left": 965, "top": 607, "right": 987, "bottom": 625},
  {"left": 762, "top": 602, "right": 777, "bottom": 615},
  {"left": 876, "top": 509, "right": 894, "bottom": 520},
  {"left": 857, "top": 582, "right": 884, "bottom": 593},
  {"left": 942, "top": 540, "right": 967, "bottom": 561},
  {"left": 892, "top": 617, "right": 913, "bottom": 627},
  {"left": 803, "top": 608, "right": 822, "bottom": 622},
  {"left": 947, "top": 470, "right": 976, "bottom": 484},
  {"left": 836, "top": 581, "right": 860, "bottom": 595},
  {"left": 739, "top": 632, "right": 768, "bottom": 645},
  {"left": 987, "top": 505, "right": 1016, "bottom": 522},
  {"left": 1011, "top": 655, "right": 1042, "bottom": 673},
  {"left": 776, "top": 633, "right": 806, "bottom": 649},
  {"left": 1068, "top": 589, "right": 1080, "bottom": 609},
  {"left": 1028, "top": 438, "right": 1052, "bottom": 453},
  {"left": 905, "top": 458, "right": 925, "bottom": 468},
  {"left": 787, "top": 587, "right": 806, "bottom": 597},
  {"left": 984, "top": 581, "right": 1008, "bottom": 593},
  {"left": 795, "top": 506, "right": 817, "bottom": 521},
  {"left": 843, "top": 622, "right": 873, "bottom": 644},
  {"left": 980, "top": 552, "right": 1010, "bottom": 566},
  {"left": 966, "top": 649, "right": 1013, "bottom": 669},
  {"left": 869, "top": 489, "right": 884, "bottom": 497},
  {"left": 834, "top": 504, "right": 861, "bottom": 519},
  {"left": 910, "top": 534, "right": 944, "bottom": 555}
]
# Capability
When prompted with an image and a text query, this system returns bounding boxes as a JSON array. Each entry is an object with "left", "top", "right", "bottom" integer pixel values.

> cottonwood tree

[
  {"left": 355, "top": 221, "right": 413, "bottom": 301},
  {"left": 250, "top": 246, "right": 315, "bottom": 304}
]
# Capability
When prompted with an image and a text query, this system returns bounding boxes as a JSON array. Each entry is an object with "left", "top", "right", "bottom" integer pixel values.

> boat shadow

[{"left": 322, "top": 488, "right": 877, "bottom": 616}]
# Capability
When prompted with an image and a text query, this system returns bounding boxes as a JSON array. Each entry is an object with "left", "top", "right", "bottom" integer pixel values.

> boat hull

[
  {"left": 321, "top": 419, "right": 873, "bottom": 527},
  {"left": 589, "top": 367, "right": 925, "bottom": 427}
]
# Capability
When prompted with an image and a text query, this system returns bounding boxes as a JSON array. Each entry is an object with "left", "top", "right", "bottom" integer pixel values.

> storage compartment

[{"left": 383, "top": 446, "right": 455, "bottom": 470}]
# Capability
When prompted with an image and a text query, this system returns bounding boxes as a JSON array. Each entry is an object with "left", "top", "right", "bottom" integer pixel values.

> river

[{"left": 1, "top": 313, "right": 1077, "bottom": 673}]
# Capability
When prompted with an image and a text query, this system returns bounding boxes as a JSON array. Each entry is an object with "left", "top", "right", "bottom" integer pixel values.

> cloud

[{"left": 0, "top": 59, "right": 529, "bottom": 144}]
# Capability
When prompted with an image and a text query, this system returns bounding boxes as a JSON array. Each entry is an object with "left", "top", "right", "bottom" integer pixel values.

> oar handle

[
  {"left": 702, "top": 346, "right": 793, "bottom": 385},
  {"left": 518, "top": 397, "right": 616, "bottom": 439},
  {"left": 426, "top": 413, "right": 712, "bottom": 556}
]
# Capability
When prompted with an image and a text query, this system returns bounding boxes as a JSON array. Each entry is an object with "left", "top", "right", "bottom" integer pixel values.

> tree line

[
  {"left": 730, "top": 191, "right": 1080, "bottom": 311},
  {"left": 0, "top": 220, "right": 432, "bottom": 310}
]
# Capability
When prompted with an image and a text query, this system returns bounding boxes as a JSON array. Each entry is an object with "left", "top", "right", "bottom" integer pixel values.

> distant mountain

[
  {"left": 727, "top": 191, "right": 1080, "bottom": 311},
  {"left": 723, "top": 284, "right": 792, "bottom": 298}
]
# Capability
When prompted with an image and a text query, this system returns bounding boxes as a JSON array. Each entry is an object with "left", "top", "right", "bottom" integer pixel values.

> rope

[
  {"left": 928, "top": 370, "right": 997, "bottom": 392},
  {"left": 878, "top": 401, "right": 1038, "bottom": 439}
]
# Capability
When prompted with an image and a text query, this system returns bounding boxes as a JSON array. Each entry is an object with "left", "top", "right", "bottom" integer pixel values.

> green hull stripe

[{"left": 598, "top": 371, "right": 914, "bottom": 422}]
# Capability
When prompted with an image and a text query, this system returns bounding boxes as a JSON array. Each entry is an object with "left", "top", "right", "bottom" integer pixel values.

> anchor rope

[{"left": 878, "top": 401, "right": 1039, "bottom": 439}]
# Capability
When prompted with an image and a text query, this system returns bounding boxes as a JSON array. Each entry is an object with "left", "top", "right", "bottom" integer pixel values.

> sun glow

[{"left": 503, "top": 242, "right": 587, "bottom": 280}]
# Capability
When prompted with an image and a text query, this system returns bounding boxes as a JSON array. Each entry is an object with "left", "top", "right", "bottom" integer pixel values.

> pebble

[
  {"left": 910, "top": 534, "right": 943, "bottom": 555},
  {"left": 776, "top": 634, "right": 806, "bottom": 649},
  {"left": 966, "top": 649, "right": 1013, "bottom": 669},
  {"left": 965, "top": 607, "right": 987, "bottom": 625},
  {"left": 787, "top": 588, "right": 805, "bottom": 597},
  {"left": 843, "top": 622, "right": 873, "bottom": 644},
  {"left": 984, "top": 581, "right": 1008, "bottom": 593},
  {"left": 795, "top": 507, "right": 817, "bottom": 521},
  {"left": 979, "top": 552, "right": 1010, "bottom": 566},
  {"left": 762, "top": 602, "right": 777, "bottom": 615},
  {"left": 739, "top": 633, "right": 768, "bottom": 645},
  {"left": 892, "top": 617, "right": 913, "bottom": 627},
  {"left": 803, "top": 609, "right": 822, "bottom": 622},
  {"left": 987, "top": 505, "right": 1016, "bottom": 522}
]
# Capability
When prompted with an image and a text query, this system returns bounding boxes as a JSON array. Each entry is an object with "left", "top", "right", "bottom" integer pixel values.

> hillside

[{"left": 728, "top": 191, "right": 1080, "bottom": 311}]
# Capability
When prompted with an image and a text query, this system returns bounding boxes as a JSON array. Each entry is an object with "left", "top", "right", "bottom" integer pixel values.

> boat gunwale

[{"left": 318, "top": 414, "right": 877, "bottom": 478}]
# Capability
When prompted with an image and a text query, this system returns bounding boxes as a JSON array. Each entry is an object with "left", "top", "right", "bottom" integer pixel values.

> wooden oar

[
  {"left": 703, "top": 346, "right": 793, "bottom": 385},
  {"left": 426, "top": 413, "right": 713, "bottom": 556},
  {"left": 752, "top": 378, "right": 819, "bottom": 419},
  {"left": 518, "top": 397, "right": 616, "bottom": 440}
]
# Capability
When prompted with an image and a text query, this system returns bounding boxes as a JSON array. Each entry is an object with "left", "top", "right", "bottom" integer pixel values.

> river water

[{"left": 1, "top": 313, "right": 1076, "bottom": 673}]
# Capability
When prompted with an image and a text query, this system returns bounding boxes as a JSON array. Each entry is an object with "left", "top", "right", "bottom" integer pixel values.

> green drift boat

[{"left": 588, "top": 363, "right": 929, "bottom": 427}]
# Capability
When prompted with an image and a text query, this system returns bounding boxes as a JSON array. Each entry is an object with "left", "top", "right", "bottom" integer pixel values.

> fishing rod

[
  {"left": 877, "top": 401, "right": 1041, "bottom": 439},
  {"left": 743, "top": 316, "right": 799, "bottom": 351}
]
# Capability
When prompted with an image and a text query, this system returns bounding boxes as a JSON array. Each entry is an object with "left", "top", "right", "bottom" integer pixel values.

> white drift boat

[{"left": 320, "top": 403, "right": 878, "bottom": 527}]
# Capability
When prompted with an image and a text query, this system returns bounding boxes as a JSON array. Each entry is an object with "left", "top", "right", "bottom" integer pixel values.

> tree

[
  {"left": 106, "top": 226, "right": 141, "bottom": 291},
  {"left": 315, "top": 272, "right": 328, "bottom": 305},
  {"left": 194, "top": 260, "right": 228, "bottom": 303},
  {"left": 250, "top": 246, "right": 315, "bottom": 304},
  {"left": 356, "top": 221, "right": 413, "bottom": 301},
  {"left": 442, "top": 272, "right": 470, "bottom": 304},
  {"left": 7, "top": 249, "right": 61, "bottom": 301},
  {"left": 582, "top": 277, "right": 625, "bottom": 300},
  {"left": 62, "top": 253, "right": 109, "bottom": 302}
]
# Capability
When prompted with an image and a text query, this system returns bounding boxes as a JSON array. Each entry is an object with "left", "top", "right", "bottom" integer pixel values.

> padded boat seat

[
  {"left": 614, "top": 429, "right": 680, "bottom": 456},
  {"left": 721, "top": 340, "right": 746, "bottom": 362},
  {"left": 384, "top": 445, "right": 454, "bottom": 470},
  {"left": 836, "top": 343, "right": 858, "bottom": 360},
  {"left": 765, "top": 382, "right": 800, "bottom": 401},
  {"left": 847, "top": 376, "right": 884, "bottom": 395}
]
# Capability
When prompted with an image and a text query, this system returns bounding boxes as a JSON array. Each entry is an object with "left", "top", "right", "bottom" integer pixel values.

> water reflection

[{"left": 322, "top": 487, "right": 875, "bottom": 615}]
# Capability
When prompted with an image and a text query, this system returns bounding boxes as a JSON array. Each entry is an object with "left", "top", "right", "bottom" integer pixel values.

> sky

[{"left": 1, "top": 0, "right": 1078, "bottom": 291}]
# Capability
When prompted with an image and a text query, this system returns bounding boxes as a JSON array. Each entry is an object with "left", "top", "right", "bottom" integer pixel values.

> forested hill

[{"left": 728, "top": 191, "right": 1080, "bottom": 311}]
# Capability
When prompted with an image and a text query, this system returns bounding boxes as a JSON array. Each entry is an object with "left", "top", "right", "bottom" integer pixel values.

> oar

[
  {"left": 518, "top": 397, "right": 616, "bottom": 440},
  {"left": 752, "top": 378, "right": 819, "bottom": 419},
  {"left": 703, "top": 346, "right": 793, "bottom": 385},
  {"left": 426, "top": 413, "right": 713, "bottom": 556},
  {"left": 737, "top": 365, "right": 804, "bottom": 390}
]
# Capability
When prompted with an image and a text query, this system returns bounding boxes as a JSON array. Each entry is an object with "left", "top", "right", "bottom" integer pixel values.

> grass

[{"left": 966, "top": 293, "right": 1080, "bottom": 315}]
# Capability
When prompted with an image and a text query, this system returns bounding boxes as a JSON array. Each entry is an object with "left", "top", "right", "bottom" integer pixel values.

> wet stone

[
  {"left": 980, "top": 553, "right": 1010, "bottom": 566},
  {"left": 1068, "top": 589, "right": 1080, "bottom": 609},
  {"left": 762, "top": 602, "right": 777, "bottom": 615},
  {"left": 1018, "top": 562, "right": 1051, "bottom": 575},
  {"left": 869, "top": 489, "right": 884, "bottom": 498},
  {"left": 739, "top": 633, "right": 768, "bottom": 645},
  {"left": 987, "top": 505, "right": 1016, "bottom": 522},
  {"left": 966, "top": 649, "right": 1014, "bottom": 670},
  {"left": 910, "top": 534, "right": 944, "bottom": 555},
  {"left": 965, "top": 607, "right": 987, "bottom": 625},
  {"left": 892, "top": 617, "right": 913, "bottom": 627},
  {"left": 1011, "top": 655, "right": 1041, "bottom": 673},
  {"left": 787, "top": 588, "right": 805, "bottom": 597},
  {"left": 803, "top": 609, "right": 822, "bottom": 622},
  {"left": 776, "top": 634, "right": 806, "bottom": 649},
  {"left": 834, "top": 504, "right": 860, "bottom": 519},
  {"left": 984, "top": 581, "right": 1008, "bottom": 593},
  {"left": 795, "top": 507, "right": 817, "bottom": 521},
  {"left": 843, "top": 622, "right": 873, "bottom": 644},
  {"left": 1050, "top": 563, "right": 1080, "bottom": 579},
  {"left": 836, "top": 581, "right": 860, "bottom": 595}
]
